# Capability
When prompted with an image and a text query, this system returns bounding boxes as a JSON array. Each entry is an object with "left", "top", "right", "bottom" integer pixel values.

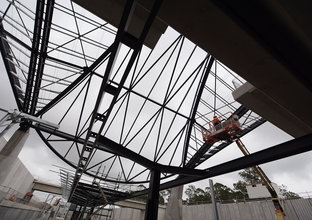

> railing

[
  {"left": 0, "top": 184, "right": 44, "bottom": 209},
  {"left": 202, "top": 116, "right": 241, "bottom": 139},
  {"left": 0, "top": 185, "right": 24, "bottom": 202}
]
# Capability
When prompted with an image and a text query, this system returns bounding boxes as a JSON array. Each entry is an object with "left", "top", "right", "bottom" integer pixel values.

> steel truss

[{"left": 1, "top": 0, "right": 311, "bottom": 216}]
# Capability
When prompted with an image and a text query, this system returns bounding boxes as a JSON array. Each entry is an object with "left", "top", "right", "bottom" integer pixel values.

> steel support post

[
  {"left": 71, "top": 205, "right": 82, "bottom": 220},
  {"left": 145, "top": 169, "right": 161, "bottom": 220},
  {"left": 209, "top": 179, "right": 219, "bottom": 220}
]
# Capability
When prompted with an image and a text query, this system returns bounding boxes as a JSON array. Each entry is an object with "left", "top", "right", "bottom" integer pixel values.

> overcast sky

[{"left": 1, "top": 0, "right": 312, "bottom": 198}]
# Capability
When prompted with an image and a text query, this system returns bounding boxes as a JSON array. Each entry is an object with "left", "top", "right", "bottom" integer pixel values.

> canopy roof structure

[{"left": 1, "top": 0, "right": 311, "bottom": 212}]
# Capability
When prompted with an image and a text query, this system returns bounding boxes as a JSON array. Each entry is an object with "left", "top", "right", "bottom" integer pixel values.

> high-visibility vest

[{"left": 212, "top": 117, "right": 221, "bottom": 126}]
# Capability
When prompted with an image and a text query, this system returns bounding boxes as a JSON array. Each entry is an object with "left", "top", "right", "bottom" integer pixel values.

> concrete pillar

[
  {"left": 209, "top": 179, "right": 219, "bottom": 220},
  {"left": 139, "top": 210, "right": 145, "bottom": 220},
  {"left": 163, "top": 185, "right": 183, "bottom": 220},
  {"left": 0, "top": 128, "right": 29, "bottom": 186}
]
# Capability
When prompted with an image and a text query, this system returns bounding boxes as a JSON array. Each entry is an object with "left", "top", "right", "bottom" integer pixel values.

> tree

[
  {"left": 133, "top": 185, "right": 171, "bottom": 204},
  {"left": 238, "top": 168, "right": 301, "bottom": 200},
  {"left": 134, "top": 184, "right": 148, "bottom": 201},
  {"left": 213, "top": 182, "right": 234, "bottom": 202},
  {"left": 185, "top": 185, "right": 211, "bottom": 204},
  {"left": 159, "top": 189, "right": 171, "bottom": 205},
  {"left": 233, "top": 180, "right": 248, "bottom": 199},
  {"left": 279, "top": 185, "right": 301, "bottom": 199},
  {"left": 238, "top": 167, "right": 261, "bottom": 184}
]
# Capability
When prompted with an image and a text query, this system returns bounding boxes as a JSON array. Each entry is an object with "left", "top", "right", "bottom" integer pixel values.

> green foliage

[
  {"left": 184, "top": 168, "right": 300, "bottom": 204},
  {"left": 233, "top": 180, "right": 248, "bottom": 199},
  {"left": 238, "top": 167, "right": 261, "bottom": 184},
  {"left": 213, "top": 183, "right": 234, "bottom": 201},
  {"left": 159, "top": 189, "right": 171, "bottom": 205},
  {"left": 185, "top": 185, "right": 211, "bottom": 204},
  {"left": 279, "top": 185, "right": 301, "bottom": 199}
]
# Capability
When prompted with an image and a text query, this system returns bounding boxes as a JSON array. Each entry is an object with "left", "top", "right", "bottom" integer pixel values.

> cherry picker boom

[
  {"left": 235, "top": 139, "right": 285, "bottom": 220},
  {"left": 201, "top": 114, "right": 285, "bottom": 219}
]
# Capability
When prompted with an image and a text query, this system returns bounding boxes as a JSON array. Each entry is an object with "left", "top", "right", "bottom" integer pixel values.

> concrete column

[
  {"left": 209, "top": 179, "right": 219, "bottom": 220},
  {"left": 163, "top": 185, "right": 183, "bottom": 220},
  {"left": 0, "top": 128, "right": 29, "bottom": 186},
  {"left": 139, "top": 210, "right": 145, "bottom": 220}
]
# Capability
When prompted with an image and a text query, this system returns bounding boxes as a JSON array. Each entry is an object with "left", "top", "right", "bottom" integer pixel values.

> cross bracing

[{"left": 1, "top": 0, "right": 306, "bottom": 208}]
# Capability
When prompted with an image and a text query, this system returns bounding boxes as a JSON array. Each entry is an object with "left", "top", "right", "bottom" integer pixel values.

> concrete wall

[
  {"left": 0, "top": 135, "right": 34, "bottom": 195},
  {"left": 112, "top": 206, "right": 166, "bottom": 220},
  {"left": 113, "top": 198, "right": 312, "bottom": 220},
  {"left": 1, "top": 159, "right": 34, "bottom": 195},
  {"left": 246, "top": 182, "right": 282, "bottom": 199},
  {"left": 0, "top": 200, "right": 41, "bottom": 220}
]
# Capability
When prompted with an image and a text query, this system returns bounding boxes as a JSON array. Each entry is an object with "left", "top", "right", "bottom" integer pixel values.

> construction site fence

[{"left": 112, "top": 197, "right": 312, "bottom": 220}]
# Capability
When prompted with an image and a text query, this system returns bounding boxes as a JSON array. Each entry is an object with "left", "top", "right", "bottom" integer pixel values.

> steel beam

[
  {"left": 130, "top": 133, "right": 312, "bottom": 198},
  {"left": 30, "top": 0, "right": 55, "bottom": 115},
  {"left": 0, "top": 24, "right": 24, "bottom": 110},
  {"left": 144, "top": 169, "right": 160, "bottom": 220},
  {"left": 35, "top": 44, "right": 114, "bottom": 117},
  {"left": 182, "top": 56, "right": 214, "bottom": 166},
  {"left": 69, "top": 0, "right": 163, "bottom": 203},
  {"left": 23, "top": 0, "right": 45, "bottom": 113},
  {"left": 98, "top": 135, "right": 208, "bottom": 176}
]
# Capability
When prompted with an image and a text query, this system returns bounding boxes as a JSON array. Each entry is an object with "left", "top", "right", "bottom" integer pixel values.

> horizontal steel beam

[
  {"left": 32, "top": 124, "right": 114, "bottom": 154},
  {"left": 130, "top": 133, "right": 312, "bottom": 198},
  {"left": 98, "top": 135, "right": 208, "bottom": 176}
]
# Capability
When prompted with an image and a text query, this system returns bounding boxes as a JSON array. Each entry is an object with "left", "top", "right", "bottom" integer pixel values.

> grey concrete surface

[
  {"left": 115, "top": 199, "right": 167, "bottom": 211},
  {"left": 113, "top": 198, "right": 312, "bottom": 220},
  {"left": 72, "top": 0, "right": 167, "bottom": 49},
  {"left": 0, "top": 200, "right": 41, "bottom": 220},
  {"left": 70, "top": 0, "right": 312, "bottom": 139},
  {"left": 164, "top": 185, "right": 183, "bottom": 220},
  {"left": 0, "top": 129, "right": 34, "bottom": 195},
  {"left": 32, "top": 181, "right": 62, "bottom": 195},
  {"left": 112, "top": 206, "right": 166, "bottom": 220},
  {"left": 233, "top": 82, "right": 312, "bottom": 138}
]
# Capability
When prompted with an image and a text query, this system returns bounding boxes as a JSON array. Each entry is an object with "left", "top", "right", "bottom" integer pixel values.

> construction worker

[
  {"left": 9, "top": 195, "right": 15, "bottom": 201},
  {"left": 23, "top": 192, "right": 33, "bottom": 203},
  {"left": 212, "top": 116, "right": 221, "bottom": 127}
]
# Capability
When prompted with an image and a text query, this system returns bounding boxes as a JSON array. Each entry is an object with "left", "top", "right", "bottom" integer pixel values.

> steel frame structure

[{"left": 1, "top": 0, "right": 312, "bottom": 219}]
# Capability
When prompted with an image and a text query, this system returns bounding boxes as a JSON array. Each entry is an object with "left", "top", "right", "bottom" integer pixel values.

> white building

[{"left": 246, "top": 182, "right": 283, "bottom": 199}]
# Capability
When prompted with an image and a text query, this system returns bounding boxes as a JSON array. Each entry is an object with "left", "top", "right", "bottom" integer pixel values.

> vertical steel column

[
  {"left": 71, "top": 205, "right": 82, "bottom": 220},
  {"left": 209, "top": 179, "right": 219, "bottom": 220},
  {"left": 145, "top": 169, "right": 161, "bottom": 220}
]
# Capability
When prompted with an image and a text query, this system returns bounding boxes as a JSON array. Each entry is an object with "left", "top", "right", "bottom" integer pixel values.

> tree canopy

[
  {"left": 238, "top": 167, "right": 261, "bottom": 184},
  {"left": 184, "top": 167, "right": 301, "bottom": 204},
  {"left": 185, "top": 185, "right": 211, "bottom": 204}
]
